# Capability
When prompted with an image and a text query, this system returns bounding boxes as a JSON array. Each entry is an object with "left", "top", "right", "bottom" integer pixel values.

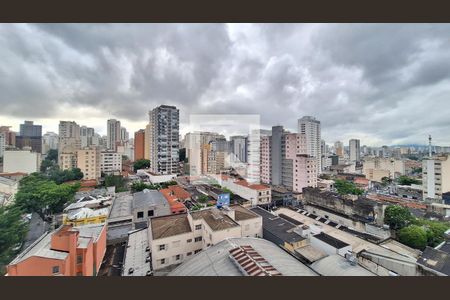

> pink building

[
  {"left": 293, "top": 154, "right": 318, "bottom": 193},
  {"left": 7, "top": 224, "right": 106, "bottom": 276},
  {"left": 260, "top": 136, "right": 271, "bottom": 184}
]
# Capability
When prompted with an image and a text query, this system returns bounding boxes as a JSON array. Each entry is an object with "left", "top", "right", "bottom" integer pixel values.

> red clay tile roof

[{"left": 160, "top": 188, "right": 187, "bottom": 213}]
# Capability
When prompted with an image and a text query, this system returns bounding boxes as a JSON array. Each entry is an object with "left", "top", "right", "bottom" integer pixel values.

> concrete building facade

[
  {"left": 147, "top": 105, "right": 180, "bottom": 175},
  {"left": 76, "top": 147, "right": 101, "bottom": 181},
  {"left": 3, "top": 149, "right": 41, "bottom": 174}
]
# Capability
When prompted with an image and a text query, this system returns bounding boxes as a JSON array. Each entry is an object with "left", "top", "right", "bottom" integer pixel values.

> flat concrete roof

[
  {"left": 276, "top": 208, "right": 418, "bottom": 262},
  {"left": 251, "top": 207, "right": 305, "bottom": 244},
  {"left": 311, "top": 255, "right": 376, "bottom": 276},
  {"left": 232, "top": 205, "right": 260, "bottom": 221}
]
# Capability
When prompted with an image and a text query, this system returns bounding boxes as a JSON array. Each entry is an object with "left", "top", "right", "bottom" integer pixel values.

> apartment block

[
  {"left": 76, "top": 147, "right": 101, "bottom": 181},
  {"left": 147, "top": 105, "right": 179, "bottom": 175},
  {"left": 423, "top": 154, "right": 450, "bottom": 201},
  {"left": 100, "top": 151, "right": 122, "bottom": 176}
]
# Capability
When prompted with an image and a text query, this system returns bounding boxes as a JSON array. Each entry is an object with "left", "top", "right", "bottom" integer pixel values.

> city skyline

[{"left": 2, "top": 24, "right": 450, "bottom": 145}]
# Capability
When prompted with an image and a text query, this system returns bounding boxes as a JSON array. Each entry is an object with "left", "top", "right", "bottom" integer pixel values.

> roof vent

[{"left": 229, "top": 245, "right": 282, "bottom": 276}]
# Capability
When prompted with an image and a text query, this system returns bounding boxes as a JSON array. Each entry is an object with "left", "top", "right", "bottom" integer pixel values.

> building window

[
  {"left": 77, "top": 255, "right": 83, "bottom": 264},
  {"left": 187, "top": 252, "right": 192, "bottom": 256},
  {"left": 187, "top": 239, "right": 192, "bottom": 243},
  {"left": 160, "top": 258, "right": 166, "bottom": 265},
  {"left": 52, "top": 266, "right": 60, "bottom": 274},
  {"left": 175, "top": 254, "right": 181, "bottom": 261},
  {"left": 137, "top": 211, "right": 144, "bottom": 219},
  {"left": 195, "top": 224, "right": 202, "bottom": 230},
  {"left": 148, "top": 210, "right": 154, "bottom": 217},
  {"left": 159, "top": 244, "right": 166, "bottom": 251},
  {"left": 194, "top": 236, "right": 202, "bottom": 242},
  {"left": 194, "top": 249, "right": 201, "bottom": 254}
]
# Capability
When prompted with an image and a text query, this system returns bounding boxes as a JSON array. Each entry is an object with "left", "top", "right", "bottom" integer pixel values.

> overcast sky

[{"left": 1, "top": 23, "right": 450, "bottom": 146}]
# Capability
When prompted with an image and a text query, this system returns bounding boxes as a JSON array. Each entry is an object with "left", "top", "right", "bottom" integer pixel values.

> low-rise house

[
  {"left": 160, "top": 185, "right": 189, "bottom": 214},
  {"left": 63, "top": 207, "right": 110, "bottom": 226},
  {"left": 217, "top": 175, "right": 271, "bottom": 206},
  {"left": 7, "top": 224, "right": 106, "bottom": 276},
  {"left": 148, "top": 205, "right": 262, "bottom": 273}
]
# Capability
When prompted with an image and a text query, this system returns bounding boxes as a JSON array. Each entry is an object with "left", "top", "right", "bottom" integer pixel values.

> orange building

[
  {"left": 7, "top": 224, "right": 106, "bottom": 276},
  {"left": 160, "top": 185, "right": 190, "bottom": 214},
  {"left": 134, "top": 129, "right": 145, "bottom": 162}
]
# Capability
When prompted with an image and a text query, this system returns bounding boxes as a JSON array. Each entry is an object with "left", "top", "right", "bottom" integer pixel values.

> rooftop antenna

[{"left": 428, "top": 135, "right": 432, "bottom": 158}]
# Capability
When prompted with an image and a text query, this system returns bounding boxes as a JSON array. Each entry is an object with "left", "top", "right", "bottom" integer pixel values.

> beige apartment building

[
  {"left": 148, "top": 205, "right": 262, "bottom": 272},
  {"left": 423, "top": 154, "right": 450, "bottom": 201},
  {"left": 363, "top": 157, "right": 405, "bottom": 182},
  {"left": 76, "top": 147, "right": 101, "bottom": 181}
]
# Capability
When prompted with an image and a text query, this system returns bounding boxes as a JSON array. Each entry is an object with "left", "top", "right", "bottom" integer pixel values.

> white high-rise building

[
  {"left": 101, "top": 151, "right": 122, "bottom": 176},
  {"left": 107, "top": 119, "right": 121, "bottom": 151},
  {"left": 80, "top": 126, "right": 95, "bottom": 148},
  {"left": 42, "top": 132, "right": 59, "bottom": 155},
  {"left": 349, "top": 139, "right": 361, "bottom": 163},
  {"left": 120, "top": 127, "right": 129, "bottom": 142},
  {"left": 147, "top": 105, "right": 179, "bottom": 175},
  {"left": 423, "top": 154, "right": 450, "bottom": 201},
  {"left": 298, "top": 116, "right": 321, "bottom": 174}
]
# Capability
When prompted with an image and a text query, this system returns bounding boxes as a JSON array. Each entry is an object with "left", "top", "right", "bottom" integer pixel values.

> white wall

[{"left": 3, "top": 150, "right": 41, "bottom": 174}]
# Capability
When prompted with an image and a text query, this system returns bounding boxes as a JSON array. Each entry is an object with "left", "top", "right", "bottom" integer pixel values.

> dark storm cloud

[{"left": 1, "top": 23, "right": 450, "bottom": 145}]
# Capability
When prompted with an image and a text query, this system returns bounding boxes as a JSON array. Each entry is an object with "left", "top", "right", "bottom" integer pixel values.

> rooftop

[
  {"left": 122, "top": 228, "right": 151, "bottom": 276},
  {"left": 191, "top": 208, "right": 240, "bottom": 231},
  {"left": 235, "top": 179, "right": 270, "bottom": 191},
  {"left": 65, "top": 207, "right": 109, "bottom": 221},
  {"left": 312, "top": 232, "right": 350, "bottom": 249},
  {"left": 232, "top": 205, "right": 260, "bottom": 221},
  {"left": 294, "top": 245, "right": 328, "bottom": 263},
  {"left": 150, "top": 213, "right": 191, "bottom": 240},
  {"left": 250, "top": 207, "right": 305, "bottom": 244},
  {"left": 108, "top": 192, "right": 133, "bottom": 221},
  {"left": 133, "top": 189, "right": 169, "bottom": 210},
  {"left": 417, "top": 247, "right": 450, "bottom": 276},
  {"left": 168, "top": 238, "right": 318, "bottom": 276},
  {"left": 310, "top": 255, "right": 376, "bottom": 276}
]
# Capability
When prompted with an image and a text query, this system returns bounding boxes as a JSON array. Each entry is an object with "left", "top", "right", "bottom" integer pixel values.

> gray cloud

[{"left": 1, "top": 23, "right": 450, "bottom": 146}]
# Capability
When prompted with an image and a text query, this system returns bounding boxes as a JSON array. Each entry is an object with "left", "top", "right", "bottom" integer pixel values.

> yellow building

[
  {"left": 76, "top": 147, "right": 101, "bottom": 180},
  {"left": 63, "top": 207, "right": 109, "bottom": 226}
]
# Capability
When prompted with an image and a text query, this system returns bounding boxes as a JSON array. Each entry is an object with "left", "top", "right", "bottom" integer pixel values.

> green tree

[
  {"left": 104, "top": 175, "right": 127, "bottom": 192},
  {"left": 133, "top": 159, "right": 150, "bottom": 172},
  {"left": 334, "top": 179, "right": 364, "bottom": 196},
  {"left": 40, "top": 159, "right": 55, "bottom": 173},
  {"left": 130, "top": 182, "right": 160, "bottom": 193},
  {"left": 381, "top": 176, "right": 392, "bottom": 186},
  {"left": 398, "top": 225, "right": 428, "bottom": 250},
  {"left": 384, "top": 205, "right": 412, "bottom": 230},
  {"left": 411, "top": 218, "right": 450, "bottom": 247},
  {"left": 14, "top": 174, "right": 80, "bottom": 220},
  {"left": 46, "top": 149, "right": 58, "bottom": 162},
  {"left": 397, "top": 175, "right": 421, "bottom": 186},
  {"left": 198, "top": 194, "right": 209, "bottom": 203},
  {"left": 0, "top": 206, "right": 29, "bottom": 274}
]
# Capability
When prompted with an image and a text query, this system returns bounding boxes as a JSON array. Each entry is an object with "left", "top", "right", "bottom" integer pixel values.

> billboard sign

[{"left": 217, "top": 193, "right": 230, "bottom": 208}]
